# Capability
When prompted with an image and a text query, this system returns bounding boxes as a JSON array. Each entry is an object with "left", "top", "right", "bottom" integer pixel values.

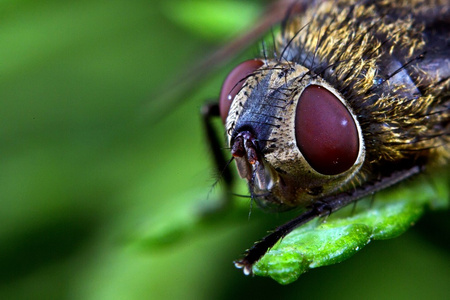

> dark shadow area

[
  {"left": 414, "top": 209, "right": 450, "bottom": 251},
  {"left": 0, "top": 213, "right": 98, "bottom": 285}
]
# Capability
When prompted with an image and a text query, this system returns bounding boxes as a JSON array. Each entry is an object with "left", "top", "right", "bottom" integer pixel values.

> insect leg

[
  {"left": 201, "top": 102, "right": 234, "bottom": 208},
  {"left": 235, "top": 165, "right": 422, "bottom": 275}
]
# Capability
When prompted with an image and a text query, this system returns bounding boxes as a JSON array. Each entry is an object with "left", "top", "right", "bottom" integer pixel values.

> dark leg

[
  {"left": 201, "top": 102, "right": 234, "bottom": 210},
  {"left": 234, "top": 165, "right": 422, "bottom": 275}
]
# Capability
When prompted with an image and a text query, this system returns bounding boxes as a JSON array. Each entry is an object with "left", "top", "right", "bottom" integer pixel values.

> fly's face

[{"left": 220, "top": 60, "right": 365, "bottom": 210}]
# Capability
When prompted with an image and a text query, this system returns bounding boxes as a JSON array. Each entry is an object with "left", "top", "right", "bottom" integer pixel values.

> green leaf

[{"left": 253, "top": 169, "right": 449, "bottom": 284}]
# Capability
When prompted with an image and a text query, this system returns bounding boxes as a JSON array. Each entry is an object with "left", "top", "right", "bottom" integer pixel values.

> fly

[{"left": 201, "top": 0, "right": 449, "bottom": 275}]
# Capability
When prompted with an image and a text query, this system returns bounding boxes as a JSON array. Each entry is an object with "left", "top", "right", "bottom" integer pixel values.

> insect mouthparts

[
  {"left": 231, "top": 131, "right": 259, "bottom": 164},
  {"left": 231, "top": 130, "right": 276, "bottom": 193}
]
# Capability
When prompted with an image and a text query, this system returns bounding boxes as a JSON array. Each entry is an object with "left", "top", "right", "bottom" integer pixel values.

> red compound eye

[
  {"left": 219, "top": 59, "right": 264, "bottom": 123},
  {"left": 295, "top": 85, "right": 359, "bottom": 175}
]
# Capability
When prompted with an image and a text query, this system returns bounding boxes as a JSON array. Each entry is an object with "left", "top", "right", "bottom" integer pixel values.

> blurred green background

[{"left": 0, "top": 0, "right": 448, "bottom": 299}]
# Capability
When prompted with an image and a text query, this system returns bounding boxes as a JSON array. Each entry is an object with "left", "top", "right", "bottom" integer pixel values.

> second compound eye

[
  {"left": 219, "top": 59, "right": 264, "bottom": 123},
  {"left": 295, "top": 85, "right": 359, "bottom": 175}
]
